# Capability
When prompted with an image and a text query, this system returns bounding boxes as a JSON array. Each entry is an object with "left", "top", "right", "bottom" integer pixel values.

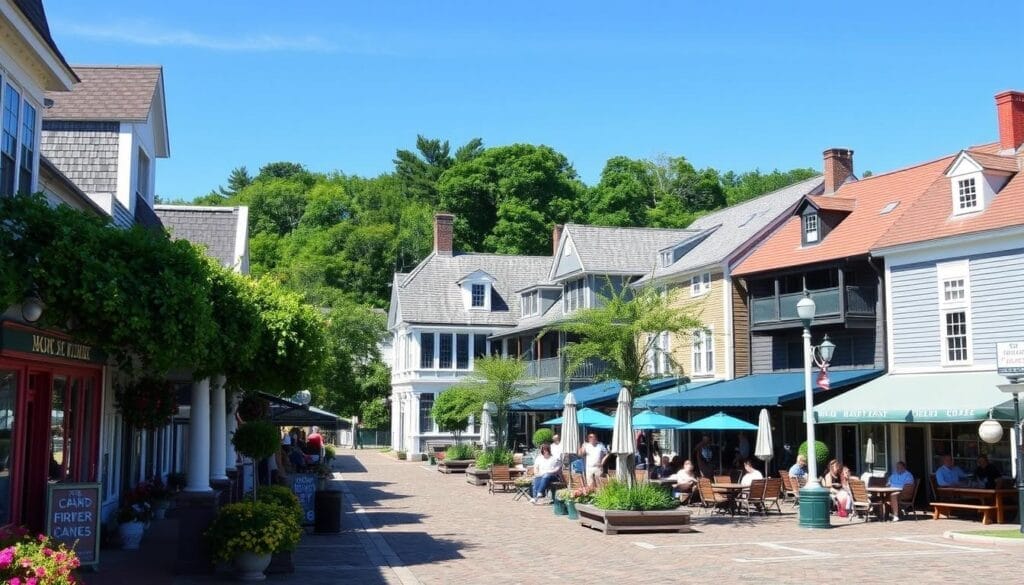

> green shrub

[
  {"left": 255, "top": 485, "right": 303, "bottom": 525},
  {"left": 592, "top": 481, "right": 679, "bottom": 511},
  {"left": 475, "top": 448, "right": 515, "bottom": 469},
  {"left": 798, "top": 440, "right": 830, "bottom": 468},
  {"left": 532, "top": 428, "right": 554, "bottom": 446},
  {"left": 232, "top": 420, "right": 281, "bottom": 460},
  {"left": 396, "top": 450, "right": 407, "bottom": 460},
  {"left": 445, "top": 443, "right": 476, "bottom": 461}
]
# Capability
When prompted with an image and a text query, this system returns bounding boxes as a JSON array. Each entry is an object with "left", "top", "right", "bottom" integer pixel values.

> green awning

[{"left": 813, "top": 371, "right": 1016, "bottom": 423}]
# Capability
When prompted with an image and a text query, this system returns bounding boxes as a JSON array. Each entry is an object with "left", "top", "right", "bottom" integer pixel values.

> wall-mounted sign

[
  {"left": 0, "top": 322, "right": 106, "bottom": 364},
  {"left": 46, "top": 483, "right": 102, "bottom": 568},
  {"left": 997, "top": 342, "right": 1024, "bottom": 377}
]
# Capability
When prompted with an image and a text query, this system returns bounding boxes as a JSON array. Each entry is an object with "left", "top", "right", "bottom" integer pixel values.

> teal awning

[
  {"left": 813, "top": 371, "right": 1016, "bottom": 423},
  {"left": 510, "top": 377, "right": 682, "bottom": 412},
  {"left": 684, "top": 411, "right": 758, "bottom": 431},
  {"left": 634, "top": 369, "right": 883, "bottom": 409}
]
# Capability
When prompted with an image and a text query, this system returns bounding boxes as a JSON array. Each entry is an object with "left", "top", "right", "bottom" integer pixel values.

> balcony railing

[
  {"left": 523, "top": 357, "right": 606, "bottom": 381},
  {"left": 751, "top": 285, "right": 876, "bottom": 327}
]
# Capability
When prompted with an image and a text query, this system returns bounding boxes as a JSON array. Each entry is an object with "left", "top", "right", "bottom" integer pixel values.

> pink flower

[
  {"left": 35, "top": 565, "right": 46, "bottom": 577},
  {"left": 0, "top": 546, "right": 14, "bottom": 567},
  {"left": 9, "top": 577, "right": 20, "bottom": 585}
]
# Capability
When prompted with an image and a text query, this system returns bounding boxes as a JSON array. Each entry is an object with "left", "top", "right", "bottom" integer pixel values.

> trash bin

[{"left": 314, "top": 490, "right": 341, "bottom": 533}]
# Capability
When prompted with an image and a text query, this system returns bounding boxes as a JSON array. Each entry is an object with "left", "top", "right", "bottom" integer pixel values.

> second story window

[
  {"left": 439, "top": 334, "right": 453, "bottom": 368},
  {"left": 521, "top": 291, "right": 539, "bottom": 317},
  {"left": 692, "top": 329, "right": 714, "bottom": 376},
  {"left": 420, "top": 333, "right": 435, "bottom": 369},
  {"left": 471, "top": 284, "right": 486, "bottom": 308},
  {"left": 937, "top": 260, "right": 971, "bottom": 365},
  {"left": 690, "top": 272, "right": 711, "bottom": 296},
  {"left": 1, "top": 84, "right": 19, "bottom": 196},
  {"left": 803, "top": 212, "right": 819, "bottom": 244},
  {"left": 957, "top": 178, "right": 977, "bottom": 211},
  {"left": 564, "top": 278, "right": 585, "bottom": 313},
  {"left": 18, "top": 101, "right": 35, "bottom": 195},
  {"left": 660, "top": 250, "right": 673, "bottom": 268}
]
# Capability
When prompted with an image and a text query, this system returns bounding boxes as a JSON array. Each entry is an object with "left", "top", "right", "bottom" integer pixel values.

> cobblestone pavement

[{"left": 339, "top": 450, "right": 1024, "bottom": 585}]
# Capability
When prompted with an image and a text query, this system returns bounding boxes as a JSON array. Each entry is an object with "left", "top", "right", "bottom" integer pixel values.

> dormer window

[
  {"left": 803, "top": 213, "right": 819, "bottom": 244},
  {"left": 471, "top": 284, "right": 486, "bottom": 308},
  {"left": 521, "top": 290, "right": 540, "bottom": 317},
  {"left": 956, "top": 178, "right": 977, "bottom": 211},
  {"left": 660, "top": 250, "right": 673, "bottom": 268}
]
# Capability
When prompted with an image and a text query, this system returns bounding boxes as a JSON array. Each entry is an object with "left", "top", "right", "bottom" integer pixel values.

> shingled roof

[
  {"left": 45, "top": 66, "right": 162, "bottom": 122},
  {"left": 557, "top": 224, "right": 700, "bottom": 278},
  {"left": 154, "top": 205, "right": 249, "bottom": 272}
]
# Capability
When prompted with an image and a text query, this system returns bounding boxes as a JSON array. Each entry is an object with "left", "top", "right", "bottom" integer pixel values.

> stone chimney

[
  {"left": 823, "top": 148, "right": 854, "bottom": 195},
  {"left": 996, "top": 91, "right": 1024, "bottom": 152},
  {"left": 552, "top": 224, "right": 564, "bottom": 256},
  {"left": 433, "top": 213, "right": 454, "bottom": 256}
]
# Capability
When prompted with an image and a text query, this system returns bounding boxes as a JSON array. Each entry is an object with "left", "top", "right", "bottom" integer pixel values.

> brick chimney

[
  {"left": 823, "top": 148, "right": 854, "bottom": 195},
  {"left": 433, "top": 213, "right": 454, "bottom": 256},
  {"left": 552, "top": 224, "right": 564, "bottom": 256},
  {"left": 996, "top": 90, "right": 1024, "bottom": 152}
]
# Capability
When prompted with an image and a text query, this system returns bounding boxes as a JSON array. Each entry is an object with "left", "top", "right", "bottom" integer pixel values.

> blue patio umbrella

[
  {"left": 632, "top": 410, "right": 688, "bottom": 430},
  {"left": 684, "top": 411, "right": 758, "bottom": 431},
  {"left": 542, "top": 407, "right": 614, "bottom": 429}
]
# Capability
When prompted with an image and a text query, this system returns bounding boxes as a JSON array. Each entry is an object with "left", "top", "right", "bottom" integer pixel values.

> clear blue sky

[{"left": 46, "top": 0, "right": 1023, "bottom": 201}]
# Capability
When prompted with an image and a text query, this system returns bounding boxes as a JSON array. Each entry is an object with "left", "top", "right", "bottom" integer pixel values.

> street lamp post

[
  {"left": 997, "top": 380, "right": 1024, "bottom": 534},
  {"left": 797, "top": 291, "right": 835, "bottom": 529}
]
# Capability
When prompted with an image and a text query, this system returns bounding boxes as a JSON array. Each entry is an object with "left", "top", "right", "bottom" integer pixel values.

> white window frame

[
  {"left": 692, "top": 328, "right": 714, "bottom": 376},
  {"left": 936, "top": 260, "right": 972, "bottom": 366},
  {"left": 470, "top": 283, "right": 486, "bottom": 308},
  {"left": 956, "top": 177, "right": 978, "bottom": 212},
  {"left": 660, "top": 250, "right": 673, "bottom": 268},
  {"left": 521, "top": 290, "right": 540, "bottom": 317},
  {"left": 563, "top": 277, "right": 586, "bottom": 313},
  {"left": 690, "top": 272, "right": 711, "bottom": 297},
  {"left": 803, "top": 213, "right": 819, "bottom": 244}
]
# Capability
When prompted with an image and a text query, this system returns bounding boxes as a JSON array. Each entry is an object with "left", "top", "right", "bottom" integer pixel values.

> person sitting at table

[
  {"left": 529, "top": 443, "right": 562, "bottom": 504},
  {"left": 833, "top": 466, "right": 853, "bottom": 517},
  {"left": 788, "top": 454, "right": 808, "bottom": 480},
  {"left": 672, "top": 460, "right": 699, "bottom": 497},
  {"left": 740, "top": 459, "right": 763, "bottom": 487},
  {"left": 821, "top": 459, "right": 842, "bottom": 489},
  {"left": 884, "top": 461, "right": 914, "bottom": 522},
  {"left": 935, "top": 454, "right": 969, "bottom": 487},
  {"left": 974, "top": 455, "right": 1002, "bottom": 489},
  {"left": 652, "top": 455, "right": 671, "bottom": 479}
]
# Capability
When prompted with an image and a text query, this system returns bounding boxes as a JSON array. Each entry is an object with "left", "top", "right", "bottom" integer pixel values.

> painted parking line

[
  {"left": 888, "top": 536, "right": 991, "bottom": 551},
  {"left": 633, "top": 536, "right": 901, "bottom": 550}
]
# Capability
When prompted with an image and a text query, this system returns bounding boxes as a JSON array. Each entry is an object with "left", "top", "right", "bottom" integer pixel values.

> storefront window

[
  {"left": 49, "top": 377, "right": 67, "bottom": 481},
  {"left": 932, "top": 423, "right": 1011, "bottom": 474},
  {"left": 79, "top": 379, "right": 96, "bottom": 481},
  {"left": 858, "top": 424, "right": 887, "bottom": 473},
  {"left": 0, "top": 370, "right": 16, "bottom": 525}
]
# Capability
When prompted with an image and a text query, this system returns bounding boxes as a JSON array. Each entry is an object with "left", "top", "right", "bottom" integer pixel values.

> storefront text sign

[
  {"left": 996, "top": 342, "right": 1024, "bottom": 377},
  {"left": 46, "top": 483, "right": 101, "bottom": 567},
  {"left": 289, "top": 474, "right": 316, "bottom": 525},
  {"left": 0, "top": 323, "right": 106, "bottom": 364}
]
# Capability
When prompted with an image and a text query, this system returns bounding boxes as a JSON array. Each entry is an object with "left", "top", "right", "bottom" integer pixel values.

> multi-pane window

[
  {"left": 473, "top": 334, "right": 487, "bottom": 359},
  {"left": 944, "top": 312, "right": 969, "bottom": 363},
  {"left": 692, "top": 329, "right": 714, "bottom": 375},
  {"left": 943, "top": 279, "right": 965, "bottom": 303},
  {"left": 521, "top": 291, "right": 539, "bottom": 317},
  {"left": 471, "top": 284, "right": 486, "bottom": 308},
  {"left": 420, "top": 333, "right": 435, "bottom": 369},
  {"left": 438, "top": 334, "right": 453, "bottom": 368},
  {"left": 419, "top": 393, "right": 435, "bottom": 433},
  {"left": 18, "top": 102, "right": 35, "bottom": 194},
  {"left": 803, "top": 213, "right": 819, "bottom": 243},
  {"left": 957, "top": 178, "right": 977, "bottom": 210},
  {"left": 660, "top": 250, "right": 673, "bottom": 268},
  {"left": 690, "top": 272, "right": 711, "bottom": 296},
  {"left": 456, "top": 334, "right": 470, "bottom": 369},
  {"left": 1, "top": 84, "right": 19, "bottom": 196},
  {"left": 650, "top": 331, "right": 671, "bottom": 375},
  {"left": 564, "top": 278, "right": 585, "bottom": 313}
]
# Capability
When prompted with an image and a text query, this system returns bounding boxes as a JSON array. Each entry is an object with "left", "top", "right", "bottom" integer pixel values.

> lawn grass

[{"left": 962, "top": 529, "right": 1024, "bottom": 539}]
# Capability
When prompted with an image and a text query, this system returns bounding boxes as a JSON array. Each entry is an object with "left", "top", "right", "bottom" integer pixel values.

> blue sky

[{"left": 46, "top": 1, "right": 1023, "bottom": 201}]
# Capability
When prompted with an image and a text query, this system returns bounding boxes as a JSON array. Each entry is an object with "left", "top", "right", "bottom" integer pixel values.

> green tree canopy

[
  {"left": 430, "top": 386, "right": 481, "bottom": 442},
  {"left": 453, "top": 357, "right": 527, "bottom": 450}
]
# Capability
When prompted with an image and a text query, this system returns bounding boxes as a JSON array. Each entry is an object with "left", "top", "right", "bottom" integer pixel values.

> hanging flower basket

[
  {"left": 116, "top": 376, "right": 178, "bottom": 430},
  {"left": 237, "top": 393, "right": 270, "bottom": 422}
]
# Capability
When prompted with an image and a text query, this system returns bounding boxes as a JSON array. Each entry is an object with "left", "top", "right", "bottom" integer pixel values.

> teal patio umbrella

[
  {"left": 632, "top": 410, "right": 688, "bottom": 430},
  {"left": 685, "top": 412, "right": 757, "bottom": 474},
  {"left": 542, "top": 407, "right": 614, "bottom": 429}
]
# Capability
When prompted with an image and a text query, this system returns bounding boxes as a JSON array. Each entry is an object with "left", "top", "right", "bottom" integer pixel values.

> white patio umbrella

[
  {"left": 864, "top": 437, "right": 876, "bottom": 472},
  {"left": 610, "top": 387, "right": 635, "bottom": 485},
  {"left": 479, "top": 403, "right": 493, "bottom": 450},
  {"left": 754, "top": 408, "right": 774, "bottom": 475},
  {"left": 560, "top": 392, "right": 580, "bottom": 486}
]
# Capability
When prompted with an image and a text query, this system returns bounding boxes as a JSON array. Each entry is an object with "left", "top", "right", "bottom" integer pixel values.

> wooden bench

[{"left": 930, "top": 502, "right": 997, "bottom": 525}]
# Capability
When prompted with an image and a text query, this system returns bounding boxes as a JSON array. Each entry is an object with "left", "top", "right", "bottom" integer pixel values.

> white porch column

[
  {"left": 409, "top": 393, "right": 421, "bottom": 455},
  {"left": 226, "top": 392, "right": 238, "bottom": 474},
  {"left": 210, "top": 375, "right": 228, "bottom": 481},
  {"left": 185, "top": 378, "right": 212, "bottom": 493}
]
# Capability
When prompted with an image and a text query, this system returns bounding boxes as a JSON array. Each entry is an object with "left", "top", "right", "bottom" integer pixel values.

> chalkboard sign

[
  {"left": 289, "top": 474, "right": 316, "bottom": 525},
  {"left": 46, "top": 483, "right": 101, "bottom": 568}
]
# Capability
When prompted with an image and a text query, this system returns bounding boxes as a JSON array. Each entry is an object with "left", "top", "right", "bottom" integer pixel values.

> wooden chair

[
  {"left": 849, "top": 478, "right": 882, "bottom": 521},
  {"left": 713, "top": 475, "right": 731, "bottom": 485},
  {"left": 696, "top": 478, "right": 732, "bottom": 515},
  {"left": 778, "top": 470, "right": 792, "bottom": 502},
  {"left": 763, "top": 478, "right": 784, "bottom": 514},
  {"left": 896, "top": 479, "right": 919, "bottom": 520},
  {"left": 737, "top": 479, "right": 768, "bottom": 516},
  {"left": 867, "top": 476, "right": 887, "bottom": 488},
  {"left": 782, "top": 473, "right": 800, "bottom": 505},
  {"left": 488, "top": 466, "right": 516, "bottom": 494},
  {"left": 927, "top": 474, "right": 940, "bottom": 502}
]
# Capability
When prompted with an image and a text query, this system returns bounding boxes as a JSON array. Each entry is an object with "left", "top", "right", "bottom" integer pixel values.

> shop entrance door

[
  {"left": 839, "top": 425, "right": 858, "bottom": 474},
  {"left": 20, "top": 371, "right": 53, "bottom": 531},
  {"left": 904, "top": 426, "right": 928, "bottom": 504}
]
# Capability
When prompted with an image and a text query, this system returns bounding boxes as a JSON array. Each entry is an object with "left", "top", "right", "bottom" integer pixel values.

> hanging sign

[
  {"left": 45, "top": 483, "right": 102, "bottom": 568},
  {"left": 996, "top": 342, "right": 1024, "bottom": 377}
]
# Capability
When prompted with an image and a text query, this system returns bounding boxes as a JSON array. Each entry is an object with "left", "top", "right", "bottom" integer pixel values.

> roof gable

[
  {"left": 456, "top": 269, "right": 496, "bottom": 284},
  {"left": 6, "top": 0, "right": 77, "bottom": 90},
  {"left": 553, "top": 224, "right": 698, "bottom": 280},
  {"left": 154, "top": 205, "right": 248, "bottom": 272}
]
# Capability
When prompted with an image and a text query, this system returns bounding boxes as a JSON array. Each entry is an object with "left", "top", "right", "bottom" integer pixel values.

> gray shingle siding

[
  {"left": 154, "top": 208, "right": 240, "bottom": 268},
  {"left": 41, "top": 121, "right": 119, "bottom": 195}
]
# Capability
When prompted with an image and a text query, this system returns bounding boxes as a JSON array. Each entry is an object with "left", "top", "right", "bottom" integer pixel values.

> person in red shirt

[{"left": 306, "top": 426, "right": 325, "bottom": 459}]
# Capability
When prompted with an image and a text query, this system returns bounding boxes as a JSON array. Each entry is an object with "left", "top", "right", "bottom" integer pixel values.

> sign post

[
  {"left": 46, "top": 483, "right": 102, "bottom": 568},
  {"left": 997, "top": 341, "right": 1024, "bottom": 535}
]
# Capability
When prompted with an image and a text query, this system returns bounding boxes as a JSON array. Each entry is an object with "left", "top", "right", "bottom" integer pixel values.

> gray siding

[
  {"left": 971, "top": 249, "right": 1024, "bottom": 364},
  {"left": 553, "top": 241, "right": 582, "bottom": 278},
  {"left": 41, "top": 121, "right": 120, "bottom": 194},
  {"left": 889, "top": 262, "right": 940, "bottom": 366}
]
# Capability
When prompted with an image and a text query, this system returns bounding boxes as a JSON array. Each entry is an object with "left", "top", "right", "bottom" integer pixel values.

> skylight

[{"left": 879, "top": 201, "right": 900, "bottom": 215}]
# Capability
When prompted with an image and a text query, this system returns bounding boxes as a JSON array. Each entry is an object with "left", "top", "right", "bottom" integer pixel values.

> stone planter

[
  {"left": 464, "top": 466, "right": 491, "bottom": 486},
  {"left": 233, "top": 551, "right": 272, "bottom": 581},
  {"left": 118, "top": 521, "right": 145, "bottom": 550},
  {"left": 575, "top": 504, "right": 692, "bottom": 535},
  {"left": 437, "top": 459, "right": 474, "bottom": 474}
]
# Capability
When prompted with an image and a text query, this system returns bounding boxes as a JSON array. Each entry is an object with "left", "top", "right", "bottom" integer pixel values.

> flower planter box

[
  {"left": 465, "top": 466, "right": 491, "bottom": 486},
  {"left": 437, "top": 459, "right": 474, "bottom": 474},
  {"left": 575, "top": 504, "right": 693, "bottom": 535}
]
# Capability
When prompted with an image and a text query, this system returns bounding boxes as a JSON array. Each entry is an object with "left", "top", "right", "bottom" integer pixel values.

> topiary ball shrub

[
  {"left": 532, "top": 428, "right": 554, "bottom": 447},
  {"left": 233, "top": 420, "right": 281, "bottom": 460},
  {"left": 798, "top": 440, "right": 830, "bottom": 469}
]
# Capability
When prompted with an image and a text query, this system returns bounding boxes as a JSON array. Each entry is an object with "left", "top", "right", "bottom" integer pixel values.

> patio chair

[
  {"left": 781, "top": 473, "right": 800, "bottom": 505},
  {"left": 897, "top": 479, "right": 919, "bottom": 520},
  {"left": 696, "top": 478, "right": 732, "bottom": 515},
  {"left": 633, "top": 468, "right": 648, "bottom": 484},
  {"left": 927, "top": 474, "right": 940, "bottom": 502},
  {"left": 849, "top": 478, "right": 882, "bottom": 522},
  {"left": 713, "top": 475, "right": 731, "bottom": 485},
  {"left": 778, "top": 470, "right": 792, "bottom": 502},
  {"left": 737, "top": 479, "right": 768, "bottom": 516},
  {"left": 763, "top": 478, "right": 784, "bottom": 514},
  {"left": 488, "top": 465, "right": 516, "bottom": 494}
]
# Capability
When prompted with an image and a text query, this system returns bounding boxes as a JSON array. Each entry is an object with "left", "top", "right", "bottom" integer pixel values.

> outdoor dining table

[
  {"left": 711, "top": 483, "right": 747, "bottom": 514},
  {"left": 866, "top": 486, "right": 902, "bottom": 520},
  {"left": 935, "top": 487, "right": 1018, "bottom": 523}
]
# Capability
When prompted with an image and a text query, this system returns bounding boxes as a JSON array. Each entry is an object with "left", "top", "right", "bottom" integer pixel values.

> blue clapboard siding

[
  {"left": 889, "top": 262, "right": 940, "bottom": 366},
  {"left": 969, "top": 249, "right": 1024, "bottom": 364}
]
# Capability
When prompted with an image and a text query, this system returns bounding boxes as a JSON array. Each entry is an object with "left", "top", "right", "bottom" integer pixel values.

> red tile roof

[
  {"left": 962, "top": 150, "right": 1020, "bottom": 173},
  {"left": 733, "top": 156, "right": 953, "bottom": 276},
  {"left": 810, "top": 197, "right": 857, "bottom": 212}
]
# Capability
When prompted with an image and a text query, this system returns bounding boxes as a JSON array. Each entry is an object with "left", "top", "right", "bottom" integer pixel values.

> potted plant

[
  {"left": 116, "top": 501, "right": 152, "bottom": 550},
  {"left": 396, "top": 450, "right": 407, "bottom": 460},
  {"left": 205, "top": 501, "right": 302, "bottom": 581},
  {"left": 144, "top": 477, "right": 173, "bottom": 520},
  {"left": 0, "top": 532, "right": 81, "bottom": 584},
  {"left": 314, "top": 462, "right": 333, "bottom": 490},
  {"left": 255, "top": 485, "right": 303, "bottom": 574},
  {"left": 324, "top": 444, "right": 336, "bottom": 463},
  {"left": 233, "top": 420, "right": 282, "bottom": 498},
  {"left": 557, "top": 486, "right": 596, "bottom": 520}
]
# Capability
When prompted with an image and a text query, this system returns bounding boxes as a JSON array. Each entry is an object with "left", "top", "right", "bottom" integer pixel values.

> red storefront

[{"left": 0, "top": 321, "right": 104, "bottom": 531}]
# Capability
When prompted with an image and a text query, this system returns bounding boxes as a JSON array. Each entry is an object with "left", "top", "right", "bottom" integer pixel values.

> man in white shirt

[
  {"left": 740, "top": 459, "right": 763, "bottom": 487},
  {"left": 550, "top": 434, "right": 562, "bottom": 460},
  {"left": 578, "top": 432, "right": 608, "bottom": 487}
]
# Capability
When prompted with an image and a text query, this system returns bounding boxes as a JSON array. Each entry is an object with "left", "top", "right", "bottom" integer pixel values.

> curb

[{"left": 944, "top": 530, "right": 1024, "bottom": 546}]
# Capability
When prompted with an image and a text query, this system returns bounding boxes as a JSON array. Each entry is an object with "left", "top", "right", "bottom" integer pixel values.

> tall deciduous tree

[
  {"left": 430, "top": 386, "right": 480, "bottom": 444},
  {"left": 454, "top": 357, "right": 527, "bottom": 450},
  {"left": 721, "top": 167, "right": 818, "bottom": 205},
  {"left": 586, "top": 156, "right": 654, "bottom": 227}
]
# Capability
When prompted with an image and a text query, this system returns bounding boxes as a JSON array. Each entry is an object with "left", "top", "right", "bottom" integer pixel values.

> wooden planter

[
  {"left": 465, "top": 466, "right": 491, "bottom": 486},
  {"left": 575, "top": 504, "right": 693, "bottom": 535},
  {"left": 437, "top": 459, "right": 474, "bottom": 474}
]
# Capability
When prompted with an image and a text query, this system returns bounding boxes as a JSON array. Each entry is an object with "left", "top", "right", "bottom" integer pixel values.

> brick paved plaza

[{"left": 312, "top": 451, "right": 1023, "bottom": 585}]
